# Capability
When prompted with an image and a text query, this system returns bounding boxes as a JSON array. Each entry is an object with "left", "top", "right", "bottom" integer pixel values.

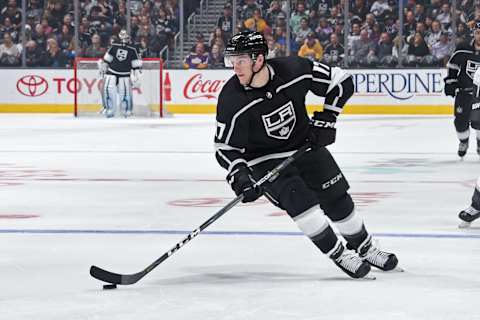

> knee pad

[
  {"left": 277, "top": 176, "right": 319, "bottom": 218},
  {"left": 322, "top": 193, "right": 354, "bottom": 222}
]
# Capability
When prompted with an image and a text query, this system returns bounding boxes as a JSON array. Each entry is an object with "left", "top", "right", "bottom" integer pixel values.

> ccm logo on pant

[{"left": 322, "top": 173, "right": 343, "bottom": 190}]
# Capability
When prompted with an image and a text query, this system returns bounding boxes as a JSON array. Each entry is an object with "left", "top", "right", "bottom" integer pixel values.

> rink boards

[{"left": 0, "top": 68, "right": 452, "bottom": 114}]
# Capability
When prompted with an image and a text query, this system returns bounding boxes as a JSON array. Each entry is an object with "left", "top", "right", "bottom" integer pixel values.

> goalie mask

[{"left": 119, "top": 29, "right": 130, "bottom": 44}]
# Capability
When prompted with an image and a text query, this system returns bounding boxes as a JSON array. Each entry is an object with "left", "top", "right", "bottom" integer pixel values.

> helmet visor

[{"left": 224, "top": 54, "right": 252, "bottom": 68}]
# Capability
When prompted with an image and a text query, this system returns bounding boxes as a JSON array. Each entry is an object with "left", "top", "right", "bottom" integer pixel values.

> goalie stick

[{"left": 90, "top": 144, "right": 312, "bottom": 285}]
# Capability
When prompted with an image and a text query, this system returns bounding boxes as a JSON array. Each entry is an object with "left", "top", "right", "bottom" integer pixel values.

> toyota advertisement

[{"left": 4, "top": 68, "right": 452, "bottom": 113}]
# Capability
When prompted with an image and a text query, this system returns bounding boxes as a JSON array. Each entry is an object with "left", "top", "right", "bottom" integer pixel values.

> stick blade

[{"left": 90, "top": 265, "right": 124, "bottom": 284}]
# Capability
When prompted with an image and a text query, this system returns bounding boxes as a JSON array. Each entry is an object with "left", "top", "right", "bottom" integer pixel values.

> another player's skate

[
  {"left": 458, "top": 140, "right": 469, "bottom": 158},
  {"left": 357, "top": 235, "right": 399, "bottom": 271},
  {"left": 458, "top": 206, "right": 480, "bottom": 228},
  {"left": 329, "top": 242, "right": 371, "bottom": 279},
  {"left": 477, "top": 139, "right": 480, "bottom": 157}
]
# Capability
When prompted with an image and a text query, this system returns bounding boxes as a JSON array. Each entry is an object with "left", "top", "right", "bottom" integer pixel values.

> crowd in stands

[
  {"left": 184, "top": 0, "right": 475, "bottom": 69},
  {"left": 0, "top": 0, "right": 192, "bottom": 67},
  {"left": 0, "top": 0, "right": 476, "bottom": 68}
]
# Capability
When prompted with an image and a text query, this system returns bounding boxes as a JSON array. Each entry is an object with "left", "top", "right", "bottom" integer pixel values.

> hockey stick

[{"left": 90, "top": 144, "right": 312, "bottom": 285}]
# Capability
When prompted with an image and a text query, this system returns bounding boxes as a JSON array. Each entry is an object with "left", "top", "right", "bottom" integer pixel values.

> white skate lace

[
  {"left": 336, "top": 251, "right": 363, "bottom": 273},
  {"left": 364, "top": 247, "right": 390, "bottom": 268},
  {"left": 464, "top": 206, "right": 480, "bottom": 215}
]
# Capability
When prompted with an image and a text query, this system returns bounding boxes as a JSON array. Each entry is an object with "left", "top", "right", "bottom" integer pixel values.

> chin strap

[{"left": 245, "top": 53, "right": 266, "bottom": 88}]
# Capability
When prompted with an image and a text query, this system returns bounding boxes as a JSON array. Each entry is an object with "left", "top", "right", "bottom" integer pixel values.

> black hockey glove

[
  {"left": 443, "top": 77, "right": 458, "bottom": 97},
  {"left": 227, "top": 164, "right": 263, "bottom": 203},
  {"left": 308, "top": 111, "right": 337, "bottom": 150}
]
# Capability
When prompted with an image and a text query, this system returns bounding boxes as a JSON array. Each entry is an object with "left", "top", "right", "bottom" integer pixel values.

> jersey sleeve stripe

[
  {"left": 214, "top": 142, "right": 245, "bottom": 153},
  {"left": 446, "top": 62, "right": 460, "bottom": 70},
  {"left": 225, "top": 98, "right": 264, "bottom": 144},
  {"left": 276, "top": 74, "right": 313, "bottom": 93}
]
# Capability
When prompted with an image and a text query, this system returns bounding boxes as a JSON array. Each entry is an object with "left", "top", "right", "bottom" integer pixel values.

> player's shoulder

[
  {"left": 267, "top": 56, "right": 312, "bottom": 78},
  {"left": 454, "top": 40, "right": 474, "bottom": 54}
]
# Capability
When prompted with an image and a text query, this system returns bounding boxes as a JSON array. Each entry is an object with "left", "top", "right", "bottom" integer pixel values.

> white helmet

[{"left": 119, "top": 29, "right": 130, "bottom": 44}]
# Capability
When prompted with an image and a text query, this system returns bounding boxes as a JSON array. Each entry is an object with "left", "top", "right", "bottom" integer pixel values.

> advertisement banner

[{"left": 0, "top": 68, "right": 453, "bottom": 114}]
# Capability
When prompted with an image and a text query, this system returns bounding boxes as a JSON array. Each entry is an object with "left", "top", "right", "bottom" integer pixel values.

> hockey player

[
  {"left": 214, "top": 31, "right": 399, "bottom": 279},
  {"left": 459, "top": 176, "right": 480, "bottom": 228},
  {"left": 458, "top": 67, "right": 480, "bottom": 227},
  {"left": 444, "top": 22, "right": 480, "bottom": 158},
  {"left": 99, "top": 30, "right": 142, "bottom": 117}
]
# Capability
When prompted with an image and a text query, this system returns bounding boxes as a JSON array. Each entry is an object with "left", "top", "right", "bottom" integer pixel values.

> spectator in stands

[
  {"left": 27, "top": 0, "right": 44, "bottom": 25},
  {"left": 315, "top": 17, "right": 333, "bottom": 47},
  {"left": 425, "top": 20, "right": 442, "bottom": 48},
  {"left": 266, "top": 36, "right": 282, "bottom": 59},
  {"left": 217, "top": 3, "right": 233, "bottom": 38},
  {"left": 297, "top": 31, "right": 323, "bottom": 62},
  {"left": 290, "top": 2, "right": 308, "bottom": 35},
  {"left": 138, "top": 35, "right": 156, "bottom": 58},
  {"left": 415, "top": 4, "right": 426, "bottom": 23},
  {"left": 83, "top": 33, "right": 106, "bottom": 58},
  {"left": 415, "top": 22, "right": 427, "bottom": 38},
  {"left": 57, "top": 24, "right": 74, "bottom": 54},
  {"left": 456, "top": 22, "right": 470, "bottom": 44},
  {"left": 0, "top": 32, "right": 19, "bottom": 66},
  {"left": 1, "top": 0, "right": 21, "bottom": 27},
  {"left": 208, "top": 43, "right": 224, "bottom": 69},
  {"left": 406, "top": 32, "right": 434, "bottom": 67},
  {"left": 154, "top": 8, "right": 174, "bottom": 47},
  {"left": 190, "top": 32, "right": 210, "bottom": 53},
  {"left": 25, "top": 40, "right": 44, "bottom": 67},
  {"left": 323, "top": 32, "right": 344, "bottom": 65},
  {"left": 351, "top": 0, "right": 369, "bottom": 22},
  {"left": 242, "top": 0, "right": 262, "bottom": 21},
  {"left": 32, "top": 23, "right": 47, "bottom": 50},
  {"left": 209, "top": 27, "right": 226, "bottom": 52},
  {"left": 350, "top": 29, "right": 378, "bottom": 67},
  {"left": 347, "top": 23, "right": 361, "bottom": 53},
  {"left": 382, "top": 11, "right": 398, "bottom": 39},
  {"left": 377, "top": 32, "right": 396, "bottom": 66},
  {"left": 184, "top": 42, "right": 209, "bottom": 69},
  {"left": 294, "top": 18, "right": 313, "bottom": 51},
  {"left": 431, "top": 31, "right": 454, "bottom": 66},
  {"left": 0, "top": 16, "right": 18, "bottom": 43},
  {"left": 312, "top": 0, "right": 334, "bottom": 17},
  {"left": 265, "top": 1, "right": 285, "bottom": 28},
  {"left": 273, "top": 25, "right": 287, "bottom": 55},
  {"left": 273, "top": 11, "right": 287, "bottom": 31},
  {"left": 244, "top": 8, "right": 268, "bottom": 33},
  {"left": 404, "top": 10, "right": 417, "bottom": 40},
  {"left": 370, "top": 0, "right": 391, "bottom": 18},
  {"left": 362, "top": 13, "right": 376, "bottom": 35},
  {"left": 44, "top": 38, "right": 69, "bottom": 67},
  {"left": 328, "top": 6, "right": 343, "bottom": 27},
  {"left": 436, "top": 3, "right": 452, "bottom": 29}
]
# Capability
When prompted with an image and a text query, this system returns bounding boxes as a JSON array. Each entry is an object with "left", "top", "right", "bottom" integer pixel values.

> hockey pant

[
  {"left": 103, "top": 74, "right": 133, "bottom": 116},
  {"left": 250, "top": 147, "right": 368, "bottom": 254}
]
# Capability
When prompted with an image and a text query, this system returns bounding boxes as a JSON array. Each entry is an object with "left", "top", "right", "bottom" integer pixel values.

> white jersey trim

[
  {"left": 276, "top": 74, "right": 313, "bottom": 94},
  {"left": 214, "top": 142, "right": 245, "bottom": 153}
]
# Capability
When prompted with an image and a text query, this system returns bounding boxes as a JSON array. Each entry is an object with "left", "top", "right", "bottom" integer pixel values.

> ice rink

[{"left": 1, "top": 114, "right": 479, "bottom": 320}]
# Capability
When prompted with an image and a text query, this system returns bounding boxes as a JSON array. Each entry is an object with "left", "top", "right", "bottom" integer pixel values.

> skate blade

[
  {"left": 354, "top": 275, "right": 376, "bottom": 281},
  {"left": 459, "top": 221, "right": 472, "bottom": 229}
]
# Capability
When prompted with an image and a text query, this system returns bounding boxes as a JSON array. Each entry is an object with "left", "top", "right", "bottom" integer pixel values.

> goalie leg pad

[
  {"left": 103, "top": 75, "right": 118, "bottom": 117},
  {"left": 118, "top": 76, "right": 133, "bottom": 113}
]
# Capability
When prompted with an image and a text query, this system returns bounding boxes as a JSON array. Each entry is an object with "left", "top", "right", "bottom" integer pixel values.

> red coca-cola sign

[{"left": 183, "top": 73, "right": 226, "bottom": 100}]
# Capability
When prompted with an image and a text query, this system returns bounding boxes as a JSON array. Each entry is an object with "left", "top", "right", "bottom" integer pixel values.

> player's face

[{"left": 225, "top": 54, "right": 254, "bottom": 85}]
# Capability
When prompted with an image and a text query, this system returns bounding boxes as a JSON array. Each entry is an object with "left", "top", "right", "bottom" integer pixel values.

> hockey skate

[
  {"left": 477, "top": 139, "right": 480, "bottom": 157},
  {"left": 458, "top": 140, "right": 469, "bottom": 158},
  {"left": 458, "top": 206, "right": 480, "bottom": 228},
  {"left": 357, "top": 235, "right": 399, "bottom": 271},
  {"left": 329, "top": 242, "right": 371, "bottom": 279}
]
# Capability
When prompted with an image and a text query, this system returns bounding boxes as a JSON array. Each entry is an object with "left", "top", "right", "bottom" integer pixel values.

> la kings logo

[
  {"left": 116, "top": 49, "right": 128, "bottom": 61},
  {"left": 262, "top": 101, "right": 296, "bottom": 140},
  {"left": 466, "top": 60, "right": 480, "bottom": 79}
]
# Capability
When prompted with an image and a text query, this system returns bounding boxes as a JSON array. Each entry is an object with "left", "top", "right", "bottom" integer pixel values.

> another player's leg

[
  {"left": 118, "top": 76, "right": 133, "bottom": 117},
  {"left": 103, "top": 75, "right": 118, "bottom": 118},
  {"left": 470, "top": 104, "right": 480, "bottom": 156},
  {"left": 459, "top": 176, "right": 480, "bottom": 228},
  {"left": 454, "top": 91, "right": 473, "bottom": 158},
  {"left": 255, "top": 163, "right": 370, "bottom": 279},
  {"left": 301, "top": 148, "right": 399, "bottom": 271}
]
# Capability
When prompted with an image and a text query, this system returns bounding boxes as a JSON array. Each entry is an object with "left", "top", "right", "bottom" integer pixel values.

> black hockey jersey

[
  {"left": 214, "top": 56, "right": 350, "bottom": 173},
  {"left": 446, "top": 40, "right": 480, "bottom": 90},
  {"left": 103, "top": 43, "right": 142, "bottom": 76}
]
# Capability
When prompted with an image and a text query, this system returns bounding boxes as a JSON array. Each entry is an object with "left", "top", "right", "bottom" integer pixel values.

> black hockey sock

[
  {"left": 310, "top": 226, "right": 339, "bottom": 254},
  {"left": 472, "top": 187, "right": 480, "bottom": 211},
  {"left": 344, "top": 225, "right": 369, "bottom": 251}
]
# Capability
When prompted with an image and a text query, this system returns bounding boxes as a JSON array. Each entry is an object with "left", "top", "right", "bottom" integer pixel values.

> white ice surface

[{"left": 0, "top": 114, "right": 479, "bottom": 320}]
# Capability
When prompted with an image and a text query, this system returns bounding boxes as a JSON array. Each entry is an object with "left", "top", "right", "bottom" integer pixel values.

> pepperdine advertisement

[{"left": 3, "top": 68, "right": 452, "bottom": 114}]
